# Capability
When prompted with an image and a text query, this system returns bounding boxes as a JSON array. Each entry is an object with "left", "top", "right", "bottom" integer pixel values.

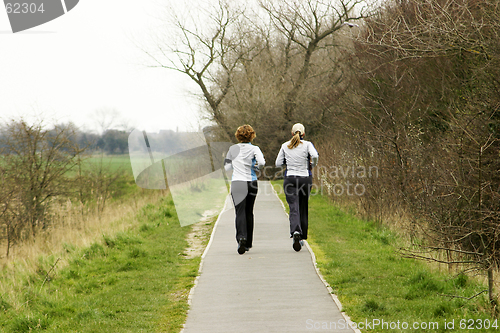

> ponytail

[{"left": 287, "top": 131, "right": 302, "bottom": 149}]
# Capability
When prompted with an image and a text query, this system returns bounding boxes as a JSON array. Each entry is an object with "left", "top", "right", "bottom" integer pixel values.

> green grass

[
  {"left": 0, "top": 195, "right": 214, "bottom": 333},
  {"left": 64, "top": 154, "right": 133, "bottom": 178},
  {"left": 86, "top": 154, "right": 133, "bottom": 175},
  {"left": 272, "top": 180, "right": 495, "bottom": 332}
]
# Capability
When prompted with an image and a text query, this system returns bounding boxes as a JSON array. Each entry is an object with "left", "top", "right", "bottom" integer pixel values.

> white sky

[{"left": 0, "top": 0, "right": 208, "bottom": 133}]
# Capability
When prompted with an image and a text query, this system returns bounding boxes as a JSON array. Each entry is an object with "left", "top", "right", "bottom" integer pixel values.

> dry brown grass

[{"left": 0, "top": 189, "right": 168, "bottom": 307}]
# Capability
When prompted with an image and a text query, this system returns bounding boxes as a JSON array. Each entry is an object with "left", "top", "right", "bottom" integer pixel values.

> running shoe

[
  {"left": 293, "top": 232, "right": 302, "bottom": 252},
  {"left": 237, "top": 238, "right": 247, "bottom": 255}
]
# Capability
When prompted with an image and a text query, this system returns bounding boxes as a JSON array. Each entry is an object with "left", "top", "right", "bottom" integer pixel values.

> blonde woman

[
  {"left": 224, "top": 125, "right": 265, "bottom": 254},
  {"left": 275, "top": 123, "right": 318, "bottom": 251}
]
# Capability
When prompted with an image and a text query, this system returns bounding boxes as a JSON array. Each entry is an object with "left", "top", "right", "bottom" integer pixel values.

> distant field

[{"left": 85, "top": 154, "right": 133, "bottom": 176}]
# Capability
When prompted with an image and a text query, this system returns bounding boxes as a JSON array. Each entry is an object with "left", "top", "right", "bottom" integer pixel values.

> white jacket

[
  {"left": 225, "top": 143, "right": 265, "bottom": 181},
  {"left": 275, "top": 140, "right": 318, "bottom": 177}
]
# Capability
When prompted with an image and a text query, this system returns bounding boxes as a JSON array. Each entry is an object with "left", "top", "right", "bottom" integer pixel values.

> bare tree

[
  {"left": 0, "top": 119, "right": 86, "bottom": 239},
  {"left": 0, "top": 163, "right": 18, "bottom": 258},
  {"left": 260, "top": 0, "right": 371, "bottom": 121},
  {"left": 346, "top": 0, "right": 500, "bottom": 304},
  {"left": 145, "top": 0, "right": 373, "bottom": 145},
  {"left": 92, "top": 107, "right": 121, "bottom": 134},
  {"left": 74, "top": 154, "right": 128, "bottom": 216},
  {"left": 145, "top": 0, "right": 251, "bottom": 138},
  {"left": 401, "top": 109, "right": 500, "bottom": 305}
]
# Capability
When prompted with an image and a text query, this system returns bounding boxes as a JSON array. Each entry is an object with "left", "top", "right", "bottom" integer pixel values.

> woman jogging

[
  {"left": 275, "top": 123, "right": 318, "bottom": 252},
  {"left": 224, "top": 125, "right": 265, "bottom": 254}
]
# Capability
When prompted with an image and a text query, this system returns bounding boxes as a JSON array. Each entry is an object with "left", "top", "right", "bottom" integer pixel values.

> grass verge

[
  {"left": 272, "top": 180, "right": 495, "bottom": 333},
  {"left": 0, "top": 195, "right": 215, "bottom": 333}
]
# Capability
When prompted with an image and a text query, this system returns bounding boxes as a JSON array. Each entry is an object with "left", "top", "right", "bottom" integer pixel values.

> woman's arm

[
  {"left": 224, "top": 144, "right": 239, "bottom": 171},
  {"left": 255, "top": 146, "right": 266, "bottom": 170},
  {"left": 275, "top": 145, "right": 286, "bottom": 167},
  {"left": 308, "top": 142, "right": 319, "bottom": 168}
]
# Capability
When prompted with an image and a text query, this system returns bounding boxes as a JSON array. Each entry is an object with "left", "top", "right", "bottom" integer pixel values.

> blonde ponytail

[{"left": 287, "top": 131, "right": 302, "bottom": 149}]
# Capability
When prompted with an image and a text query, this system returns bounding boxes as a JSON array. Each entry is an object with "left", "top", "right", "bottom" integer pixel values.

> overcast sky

[{"left": 0, "top": 0, "right": 208, "bottom": 133}]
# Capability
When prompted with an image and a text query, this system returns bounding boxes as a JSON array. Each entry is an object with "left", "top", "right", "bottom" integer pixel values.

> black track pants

[
  {"left": 231, "top": 181, "right": 258, "bottom": 247},
  {"left": 284, "top": 176, "right": 312, "bottom": 239}
]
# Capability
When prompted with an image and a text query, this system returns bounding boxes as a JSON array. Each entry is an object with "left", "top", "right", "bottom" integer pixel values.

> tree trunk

[
  {"left": 488, "top": 266, "right": 495, "bottom": 305},
  {"left": 283, "top": 41, "right": 317, "bottom": 121},
  {"left": 6, "top": 223, "right": 11, "bottom": 258},
  {"left": 447, "top": 249, "right": 453, "bottom": 274}
]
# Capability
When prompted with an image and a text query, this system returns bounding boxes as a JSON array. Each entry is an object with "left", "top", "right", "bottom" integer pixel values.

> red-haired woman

[
  {"left": 275, "top": 123, "right": 318, "bottom": 251},
  {"left": 224, "top": 125, "right": 265, "bottom": 254}
]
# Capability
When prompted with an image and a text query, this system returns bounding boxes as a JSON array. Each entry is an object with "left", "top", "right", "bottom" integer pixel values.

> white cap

[{"left": 291, "top": 123, "right": 305, "bottom": 135}]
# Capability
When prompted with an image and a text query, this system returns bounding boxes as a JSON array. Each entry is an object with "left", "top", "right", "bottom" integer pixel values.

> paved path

[{"left": 182, "top": 181, "right": 354, "bottom": 333}]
